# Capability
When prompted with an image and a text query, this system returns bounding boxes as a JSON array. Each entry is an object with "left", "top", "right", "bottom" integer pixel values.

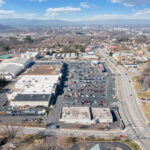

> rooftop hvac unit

[{"left": 50, "top": 67, "right": 53, "bottom": 69}]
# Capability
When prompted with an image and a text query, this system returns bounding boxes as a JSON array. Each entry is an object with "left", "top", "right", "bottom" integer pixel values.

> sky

[{"left": 0, "top": 0, "right": 150, "bottom": 21}]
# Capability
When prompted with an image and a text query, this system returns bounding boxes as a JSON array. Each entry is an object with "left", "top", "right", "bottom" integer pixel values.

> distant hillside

[
  {"left": 78, "top": 19, "right": 150, "bottom": 25},
  {"left": 0, "top": 24, "right": 11, "bottom": 29},
  {"left": 0, "top": 19, "right": 73, "bottom": 26},
  {"left": 1, "top": 18, "right": 150, "bottom": 27}
]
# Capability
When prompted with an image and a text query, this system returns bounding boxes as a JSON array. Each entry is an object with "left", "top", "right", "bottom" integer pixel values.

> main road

[{"left": 100, "top": 49, "right": 150, "bottom": 150}]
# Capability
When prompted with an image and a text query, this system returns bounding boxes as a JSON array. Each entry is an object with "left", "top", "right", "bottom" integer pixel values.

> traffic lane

[{"left": 113, "top": 63, "right": 150, "bottom": 149}]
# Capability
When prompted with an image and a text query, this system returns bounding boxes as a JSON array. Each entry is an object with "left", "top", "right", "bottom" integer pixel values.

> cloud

[
  {"left": 110, "top": 0, "right": 150, "bottom": 6},
  {"left": 47, "top": 7, "right": 81, "bottom": 13},
  {"left": 80, "top": 2, "right": 90, "bottom": 8},
  {"left": 89, "top": 9, "right": 150, "bottom": 21},
  {"left": 45, "top": 12, "right": 58, "bottom": 17},
  {"left": 0, "top": 10, "right": 38, "bottom": 19},
  {"left": 0, "top": 10, "right": 15, "bottom": 15},
  {"left": 0, "top": 0, "right": 4, "bottom": 6},
  {"left": 133, "top": 8, "right": 150, "bottom": 19},
  {"left": 46, "top": 7, "right": 81, "bottom": 16},
  {"left": 90, "top": 14, "right": 128, "bottom": 20},
  {"left": 134, "top": 8, "right": 150, "bottom": 16},
  {"left": 24, "top": 13, "right": 37, "bottom": 17},
  {"left": 30, "top": 0, "right": 47, "bottom": 2}
]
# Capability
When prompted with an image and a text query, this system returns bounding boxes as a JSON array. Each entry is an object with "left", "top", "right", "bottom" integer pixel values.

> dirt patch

[
  {"left": 132, "top": 77, "right": 141, "bottom": 91},
  {"left": 138, "top": 89, "right": 150, "bottom": 99},
  {"left": 57, "top": 136, "right": 78, "bottom": 149},
  {"left": 141, "top": 102, "right": 150, "bottom": 122}
]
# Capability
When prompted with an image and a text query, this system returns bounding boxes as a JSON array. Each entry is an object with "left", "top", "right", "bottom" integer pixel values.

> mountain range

[{"left": 0, "top": 18, "right": 150, "bottom": 26}]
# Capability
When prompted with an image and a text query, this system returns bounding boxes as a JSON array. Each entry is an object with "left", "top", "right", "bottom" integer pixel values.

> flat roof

[
  {"left": 60, "top": 107, "right": 113, "bottom": 124},
  {"left": 16, "top": 75, "right": 59, "bottom": 86},
  {"left": 13, "top": 94, "right": 51, "bottom": 102},
  {"left": 0, "top": 54, "right": 11, "bottom": 59},
  {"left": 22, "top": 52, "right": 39, "bottom": 56},
  {"left": 0, "top": 63, "right": 23, "bottom": 75},
  {"left": 61, "top": 106, "right": 91, "bottom": 121},
  {"left": 92, "top": 108, "right": 112, "bottom": 120},
  {"left": 15, "top": 75, "right": 59, "bottom": 94},
  {"left": 22, "top": 65, "right": 62, "bottom": 75},
  {"left": 2, "top": 57, "right": 29, "bottom": 65},
  {"left": 21, "top": 84, "right": 54, "bottom": 94}
]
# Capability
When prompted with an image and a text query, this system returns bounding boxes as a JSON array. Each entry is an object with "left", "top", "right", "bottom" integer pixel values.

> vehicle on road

[{"left": 56, "top": 125, "right": 60, "bottom": 128}]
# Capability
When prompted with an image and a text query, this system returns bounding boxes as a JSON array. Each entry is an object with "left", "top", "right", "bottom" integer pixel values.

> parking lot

[
  {"left": 63, "top": 62, "right": 116, "bottom": 108},
  {"left": 0, "top": 104, "right": 48, "bottom": 127}
]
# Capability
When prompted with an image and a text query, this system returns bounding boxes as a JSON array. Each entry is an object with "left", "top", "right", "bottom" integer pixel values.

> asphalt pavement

[{"left": 100, "top": 49, "right": 150, "bottom": 150}]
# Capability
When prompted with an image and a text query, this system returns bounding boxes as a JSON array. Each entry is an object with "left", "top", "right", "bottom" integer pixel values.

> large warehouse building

[
  {"left": 2, "top": 57, "right": 30, "bottom": 68},
  {"left": 10, "top": 94, "right": 52, "bottom": 107},
  {"left": 0, "top": 64, "right": 23, "bottom": 80},
  {"left": 0, "top": 57, "right": 30, "bottom": 80},
  {"left": 9, "top": 64, "right": 63, "bottom": 107}
]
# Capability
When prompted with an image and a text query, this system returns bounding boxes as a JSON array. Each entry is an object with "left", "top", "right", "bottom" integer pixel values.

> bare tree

[
  {"left": 30, "top": 143, "right": 56, "bottom": 150},
  {"left": 145, "top": 76, "right": 150, "bottom": 88},
  {"left": 142, "top": 61, "right": 150, "bottom": 76},
  {"left": 1, "top": 119, "right": 23, "bottom": 142},
  {"left": 81, "top": 133, "right": 88, "bottom": 141}
]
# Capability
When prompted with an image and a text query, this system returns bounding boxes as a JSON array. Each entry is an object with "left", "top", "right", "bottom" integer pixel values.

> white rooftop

[
  {"left": 21, "top": 84, "right": 54, "bottom": 94},
  {"left": 15, "top": 75, "right": 59, "bottom": 94},
  {"left": 2, "top": 57, "right": 29, "bottom": 65},
  {"left": 0, "top": 63, "right": 23, "bottom": 77},
  {"left": 16, "top": 75, "right": 59, "bottom": 86},
  {"left": 82, "top": 53, "right": 98, "bottom": 59},
  {"left": 21, "top": 52, "right": 39, "bottom": 59}
]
